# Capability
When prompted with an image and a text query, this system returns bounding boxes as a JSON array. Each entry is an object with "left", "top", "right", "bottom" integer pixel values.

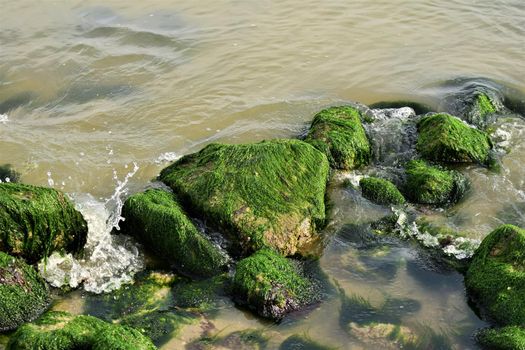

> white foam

[
  {"left": 0, "top": 114, "right": 8, "bottom": 124},
  {"left": 155, "top": 152, "right": 181, "bottom": 164}
]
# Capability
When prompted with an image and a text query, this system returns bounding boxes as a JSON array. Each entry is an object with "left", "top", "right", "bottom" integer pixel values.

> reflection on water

[{"left": 1, "top": 0, "right": 525, "bottom": 348}]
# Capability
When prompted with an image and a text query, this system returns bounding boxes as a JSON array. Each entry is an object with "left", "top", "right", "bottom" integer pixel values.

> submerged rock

[
  {"left": 477, "top": 326, "right": 525, "bottom": 350},
  {"left": 0, "top": 183, "right": 88, "bottom": 263},
  {"left": 416, "top": 113, "right": 492, "bottom": 164},
  {"left": 279, "top": 334, "right": 334, "bottom": 350},
  {"left": 404, "top": 160, "right": 469, "bottom": 205},
  {"left": 232, "top": 249, "right": 317, "bottom": 320},
  {"left": 465, "top": 224, "right": 525, "bottom": 326},
  {"left": 159, "top": 139, "right": 329, "bottom": 257},
  {"left": 359, "top": 177, "right": 405, "bottom": 205},
  {"left": 188, "top": 329, "right": 268, "bottom": 350},
  {"left": 120, "top": 189, "right": 228, "bottom": 277},
  {"left": 0, "top": 252, "right": 50, "bottom": 332},
  {"left": 6, "top": 311, "right": 156, "bottom": 350},
  {"left": 305, "top": 105, "right": 371, "bottom": 170},
  {"left": 172, "top": 274, "right": 228, "bottom": 312}
]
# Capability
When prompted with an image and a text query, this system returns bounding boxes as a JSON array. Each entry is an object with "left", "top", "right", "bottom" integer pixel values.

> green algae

[
  {"left": 359, "top": 177, "right": 405, "bottom": 205},
  {"left": 305, "top": 106, "right": 371, "bottom": 169},
  {"left": 477, "top": 326, "right": 525, "bottom": 350},
  {"left": 232, "top": 248, "right": 315, "bottom": 320},
  {"left": 120, "top": 189, "right": 228, "bottom": 277},
  {"left": 7, "top": 311, "right": 156, "bottom": 350},
  {"left": 159, "top": 139, "right": 329, "bottom": 257},
  {"left": 465, "top": 224, "right": 525, "bottom": 326},
  {"left": 188, "top": 329, "right": 268, "bottom": 350},
  {"left": 279, "top": 334, "right": 335, "bottom": 350},
  {"left": 416, "top": 113, "right": 492, "bottom": 164},
  {"left": 0, "top": 183, "right": 87, "bottom": 263},
  {"left": 172, "top": 274, "right": 228, "bottom": 312},
  {"left": 404, "top": 160, "right": 469, "bottom": 205},
  {"left": 0, "top": 252, "right": 50, "bottom": 332}
]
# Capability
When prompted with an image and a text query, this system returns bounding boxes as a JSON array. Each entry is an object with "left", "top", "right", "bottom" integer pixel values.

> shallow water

[{"left": 1, "top": 0, "right": 525, "bottom": 349}]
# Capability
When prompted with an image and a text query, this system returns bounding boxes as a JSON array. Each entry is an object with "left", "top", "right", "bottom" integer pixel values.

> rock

[
  {"left": 172, "top": 274, "right": 228, "bottom": 312},
  {"left": 465, "top": 224, "right": 525, "bottom": 326},
  {"left": 477, "top": 326, "right": 525, "bottom": 350},
  {"left": 404, "top": 160, "right": 469, "bottom": 205},
  {"left": 232, "top": 249, "right": 317, "bottom": 320},
  {"left": 120, "top": 189, "right": 228, "bottom": 277},
  {"left": 0, "top": 164, "right": 19, "bottom": 183},
  {"left": 359, "top": 177, "right": 405, "bottom": 205},
  {"left": 188, "top": 329, "right": 268, "bottom": 350},
  {"left": 0, "top": 252, "right": 50, "bottom": 332},
  {"left": 369, "top": 100, "right": 433, "bottom": 115},
  {"left": 159, "top": 139, "right": 329, "bottom": 257},
  {"left": 279, "top": 335, "right": 334, "bottom": 349},
  {"left": 304, "top": 106, "right": 371, "bottom": 170},
  {"left": 0, "top": 183, "right": 88, "bottom": 263},
  {"left": 348, "top": 322, "right": 417, "bottom": 349},
  {"left": 416, "top": 113, "right": 492, "bottom": 164},
  {"left": 6, "top": 311, "right": 156, "bottom": 350}
]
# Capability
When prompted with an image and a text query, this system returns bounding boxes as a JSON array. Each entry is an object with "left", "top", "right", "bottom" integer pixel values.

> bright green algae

[
  {"left": 0, "top": 183, "right": 87, "bottom": 263},
  {"left": 404, "top": 160, "right": 469, "bottom": 205},
  {"left": 120, "top": 189, "right": 228, "bottom": 277},
  {"left": 159, "top": 139, "right": 329, "bottom": 257},
  {"left": 6, "top": 311, "right": 156, "bottom": 350},
  {"left": 477, "top": 326, "right": 525, "bottom": 350},
  {"left": 465, "top": 225, "right": 525, "bottom": 326},
  {"left": 359, "top": 177, "right": 405, "bottom": 205},
  {"left": 305, "top": 106, "right": 371, "bottom": 170},
  {"left": 416, "top": 113, "right": 492, "bottom": 164},
  {"left": 232, "top": 248, "right": 315, "bottom": 320},
  {"left": 0, "top": 252, "right": 50, "bottom": 332}
]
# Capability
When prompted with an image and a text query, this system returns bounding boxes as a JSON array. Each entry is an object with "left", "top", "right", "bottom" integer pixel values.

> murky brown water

[{"left": 1, "top": 0, "right": 525, "bottom": 349}]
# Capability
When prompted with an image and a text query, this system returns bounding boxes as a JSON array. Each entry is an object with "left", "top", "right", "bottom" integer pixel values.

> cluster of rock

[{"left": 1, "top": 79, "right": 525, "bottom": 348}]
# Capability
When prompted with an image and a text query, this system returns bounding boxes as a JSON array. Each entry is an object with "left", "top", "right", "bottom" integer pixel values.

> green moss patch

[
  {"left": 465, "top": 225, "right": 525, "bottom": 326},
  {"left": 478, "top": 326, "right": 525, "bottom": 350},
  {"left": 159, "top": 139, "right": 329, "bottom": 257},
  {"left": 120, "top": 189, "right": 228, "bottom": 277},
  {"left": 416, "top": 113, "right": 492, "bottom": 164},
  {"left": 172, "top": 274, "right": 228, "bottom": 312},
  {"left": 232, "top": 249, "right": 317, "bottom": 320},
  {"left": 359, "top": 177, "right": 405, "bottom": 205},
  {"left": 0, "top": 252, "right": 50, "bottom": 332},
  {"left": 404, "top": 160, "right": 469, "bottom": 205},
  {"left": 305, "top": 106, "right": 371, "bottom": 169},
  {"left": 0, "top": 183, "right": 87, "bottom": 263}
]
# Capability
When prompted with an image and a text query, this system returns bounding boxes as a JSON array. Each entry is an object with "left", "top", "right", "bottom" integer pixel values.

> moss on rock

[
  {"left": 7, "top": 311, "right": 156, "bottom": 350},
  {"left": 305, "top": 106, "right": 371, "bottom": 169},
  {"left": 416, "top": 113, "right": 492, "bottom": 164},
  {"left": 359, "top": 177, "right": 405, "bottom": 205},
  {"left": 188, "top": 329, "right": 268, "bottom": 350},
  {"left": 0, "top": 183, "right": 87, "bottom": 263},
  {"left": 0, "top": 252, "right": 50, "bottom": 332},
  {"left": 120, "top": 189, "right": 228, "bottom": 277},
  {"left": 404, "top": 160, "right": 469, "bottom": 205},
  {"left": 477, "top": 326, "right": 525, "bottom": 350},
  {"left": 279, "top": 335, "right": 334, "bottom": 350},
  {"left": 172, "top": 274, "right": 228, "bottom": 312},
  {"left": 159, "top": 139, "right": 329, "bottom": 257},
  {"left": 232, "top": 249, "right": 316, "bottom": 320},
  {"left": 465, "top": 225, "right": 525, "bottom": 326}
]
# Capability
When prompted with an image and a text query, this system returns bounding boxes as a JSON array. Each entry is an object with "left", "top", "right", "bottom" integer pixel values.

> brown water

[{"left": 1, "top": 0, "right": 525, "bottom": 349}]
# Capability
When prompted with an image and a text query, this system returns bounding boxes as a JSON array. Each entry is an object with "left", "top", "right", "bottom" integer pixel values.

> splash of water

[
  {"left": 155, "top": 151, "right": 181, "bottom": 164},
  {"left": 38, "top": 163, "right": 144, "bottom": 293},
  {"left": 0, "top": 113, "right": 8, "bottom": 124}
]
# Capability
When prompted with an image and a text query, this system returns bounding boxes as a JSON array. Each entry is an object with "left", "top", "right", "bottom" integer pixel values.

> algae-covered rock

[
  {"left": 404, "top": 160, "right": 469, "bottom": 205},
  {"left": 359, "top": 177, "right": 405, "bottom": 205},
  {"left": 7, "top": 311, "right": 156, "bottom": 350},
  {"left": 172, "top": 274, "right": 228, "bottom": 312},
  {"left": 305, "top": 106, "right": 371, "bottom": 170},
  {"left": 465, "top": 224, "right": 525, "bottom": 326},
  {"left": 232, "top": 249, "right": 317, "bottom": 320},
  {"left": 416, "top": 113, "right": 492, "bottom": 164},
  {"left": 159, "top": 139, "right": 329, "bottom": 257},
  {"left": 0, "top": 252, "right": 50, "bottom": 332},
  {"left": 477, "top": 326, "right": 525, "bottom": 350},
  {"left": 120, "top": 189, "right": 228, "bottom": 277},
  {"left": 0, "top": 183, "right": 87, "bottom": 263},
  {"left": 188, "top": 329, "right": 268, "bottom": 350},
  {"left": 279, "top": 334, "right": 334, "bottom": 350}
]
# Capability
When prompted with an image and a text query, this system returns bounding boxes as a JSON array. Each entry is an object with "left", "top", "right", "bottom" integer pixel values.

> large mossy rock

[
  {"left": 404, "top": 160, "right": 469, "bottom": 205},
  {"left": 232, "top": 249, "right": 317, "bottom": 320},
  {"left": 477, "top": 326, "right": 525, "bottom": 350},
  {"left": 120, "top": 189, "right": 228, "bottom": 277},
  {"left": 416, "top": 113, "right": 492, "bottom": 164},
  {"left": 0, "top": 252, "right": 50, "bottom": 332},
  {"left": 465, "top": 225, "right": 525, "bottom": 326},
  {"left": 159, "top": 139, "right": 329, "bottom": 257},
  {"left": 305, "top": 106, "right": 371, "bottom": 170},
  {"left": 0, "top": 183, "right": 88, "bottom": 263},
  {"left": 359, "top": 177, "right": 405, "bottom": 205},
  {"left": 7, "top": 311, "right": 156, "bottom": 350}
]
